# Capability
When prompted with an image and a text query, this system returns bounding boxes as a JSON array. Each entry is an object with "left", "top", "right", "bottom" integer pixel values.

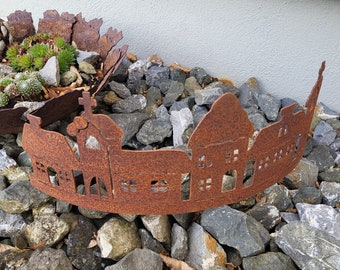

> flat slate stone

[
  {"left": 201, "top": 205, "right": 270, "bottom": 257},
  {"left": 276, "top": 221, "right": 340, "bottom": 269}
]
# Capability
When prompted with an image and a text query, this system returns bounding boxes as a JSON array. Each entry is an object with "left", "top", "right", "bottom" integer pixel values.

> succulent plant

[
  {"left": 16, "top": 77, "right": 43, "bottom": 98},
  {"left": 3, "top": 83, "right": 19, "bottom": 99},
  {"left": 0, "top": 77, "right": 14, "bottom": 87},
  {"left": 0, "top": 92, "right": 9, "bottom": 107},
  {"left": 6, "top": 33, "right": 78, "bottom": 73}
]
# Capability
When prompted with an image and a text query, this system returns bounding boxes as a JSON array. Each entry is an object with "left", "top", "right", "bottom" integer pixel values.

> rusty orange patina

[{"left": 22, "top": 62, "right": 325, "bottom": 214}]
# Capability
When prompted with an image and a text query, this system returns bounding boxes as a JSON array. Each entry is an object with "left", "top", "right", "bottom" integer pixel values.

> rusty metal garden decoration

[
  {"left": 22, "top": 62, "right": 325, "bottom": 214},
  {"left": 0, "top": 10, "right": 127, "bottom": 134}
]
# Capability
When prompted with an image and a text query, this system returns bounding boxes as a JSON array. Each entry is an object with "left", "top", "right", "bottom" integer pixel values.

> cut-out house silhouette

[{"left": 22, "top": 63, "right": 323, "bottom": 214}]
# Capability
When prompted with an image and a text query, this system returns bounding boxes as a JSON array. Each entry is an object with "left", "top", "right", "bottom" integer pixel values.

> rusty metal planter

[{"left": 22, "top": 62, "right": 325, "bottom": 215}]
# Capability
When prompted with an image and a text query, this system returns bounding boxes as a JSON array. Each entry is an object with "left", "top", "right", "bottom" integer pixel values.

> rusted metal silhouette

[
  {"left": 22, "top": 62, "right": 325, "bottom": 214},
  {"left": 0, "top": 10, "right": 127, "bottom": 134}
]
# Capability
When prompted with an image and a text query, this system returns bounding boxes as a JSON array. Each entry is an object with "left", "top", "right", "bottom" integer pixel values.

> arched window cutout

[{"left": 85, "top": 136, "right": 100, "bottom": 149}]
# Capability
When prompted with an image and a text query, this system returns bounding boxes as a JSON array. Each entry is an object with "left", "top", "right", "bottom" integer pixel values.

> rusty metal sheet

[
  {"left": 0, "top": 10, "right": 127, "bottom": 135},
  {"left": 22, "top": 62, "right": 325, "bottom": 215}
]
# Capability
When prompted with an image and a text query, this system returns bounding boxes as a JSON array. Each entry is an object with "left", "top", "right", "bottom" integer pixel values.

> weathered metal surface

[
  {"left": 22, "top": 62, "right": 325, "bottom": 214},
  {"left": 0, "top": 10, "right": 127, "bottom": 135}
]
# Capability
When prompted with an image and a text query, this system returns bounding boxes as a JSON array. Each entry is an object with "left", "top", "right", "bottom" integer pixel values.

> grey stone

[
  {"left": 97, "top": 217, "right": 141, "bottom": 260},
  {"left": 79, "top": 61, "right": 97, "bottom": 74},
  {"left": 55, "top": 200, "right": 72, "bottom": 213},
  {"left": 205, "top": 81, "right": 239, "bottom": 96},
  {"left": 184, "top": 76, "right": 202, "bottom": 96},
  {"left": 172, "top": 212, "right": 195, "bottom": 229},
  {"left": 76, "top": 50, "right": 100, "bottom": 65},
  {"left": 60, "top": 71, "right": 77, "bottom": 86},
  {"left": 246, "top": 203, "right": 281, "bottom": 230},
  {"left": 146, "top": 86, "right": 162, "bottom": 104},
  {"left": 313, "top": 120, "right": 337, "bottom": 145},
  {"left": 330, "top": 138, "right": 340, "bottom": 151},
  {"left": 0, "top": 209, "right": 26, "bottom": 237},
  {"left": 0, "top": 63, "right": 15, "bottom": 77},
  {"left": 141, "top": 215, "right": 171, "bottom": 247},
  {"left": 238, "top": 77, "right": 259, "bottom": 108},
  {"left": 185, "top": 222, "right": 227, "bottom": 270},
  {"left": 242, "top": 252, "right": 297, "bottom": 270},
  {"left": 138, "top": 228, "right": 167, "bottom": 254},
  {"left": 320, "top": 181, "right": 340, "bottom": 207},
  {"left": 78, "top": 199, "right": 108, "bottom": 219},
  {"left": 136, "top": 119, "right": 172, "bottom": 145},
  {"left": 296, "top": 203, "right": 340, "bottom": 240},
  {"left": 189, "top": 67, "right": 212, "bottom": 86},
  {"left": 171, "top": 68, "right": 187, "bottom": 84},
  {"left": 325, "top": 118, "right": 340, "bottom": 135},
  {"left": 0, "top": 180, "right": 50, "bottom": 214},
  {"left": 292, "top": 186, "right": 322, "bottom": 205},
  {"left": 128, "top": 59, "right": 149, "bottom": 80},
  {"left": 0, "top": 175, "right": 7, "bottom": 190},
  {"left": 162, "top": 81, "right": 184, "bottom": 107},
  {"left": 201, "top": 205, "right": 270, "bottom": 257},
  {"left": 108, "top": 80, "right": 131, "bottom": 99},
  {"left": 0, "top": 148, "right": 17, "bottom": 170},
  {"left": 257, "top": 92, "right": 281, "bottom": 121},
  {"left": 155, "top": 105, "right": 170, "bottom": 121},
  {"left": 194, "top": 88, "right": 224, "bottom": 105},
  {"left": 17, "top": 151, "right": 32, "bottom": 167},
  {"left": 13, "top": 101, "right": 46, "bottom": 120},
  {"left": 318, "top": 102, "right": 340, "bottom": 119},
  {"left": 2, "top": 141, "right": 23, "bottom": 159},
  {"left": 66, "top": 215, "right": 101, "bottom": 270},
  {"left": 307, "top": 144, "right": 335, "bottom": 172},
  {"left": 24, "top": 215, "right": 70, "bottom": 247},
  {"left": 119, "top": 213, "right": 137, "bottom": 222},
  {"left": 22, "top": 247, "right": 73, "bottom": 270},
  {"left": 319, "top": 167, "right": 340, "bottom": 183},
  {"left": 276, "top": 221, "right": 340, "bottom": 269},
  {"left": 192, "top": 104, "right": 208, "bottom": 127},
  {"left": 146, "top": 66, "right": 169, "bottom": 87},
  {"left": 109, "top": 112, "right": 148, "bottom": 145},
  {"left": 102, "top": 91, "right": 122, "bottom": 105},
  {"left": 247, "top": 111, "right": 269, "bottom": 130},
  {"left": 1, "top": 166, "right": 31, "bottom": 184},
  {"left": 111, "top": 94, "right": 146, "bottom": 113},
  {"left": 303, "top": 136, "right": 316, "bottom": 157},
  {"left": 105, "top": 248, "right": 163, "bottom": 270},
  {"left": 281, "top": 97, "right": 303, "bottom": 112},
  {"left": 264, "top": 184, "right": 293, "bottom": 211},
  {"left": 279, "top": 212, "right": 300, "bottom": 223},
  {"left": 170, "top": 107, "right": 193, "bottom": 146},
  {"left": 171, "top": 223, "right": 188, "bottom": 260},
  {"left": 283, "top": 158, "right": 319, "bottom": 189},
  {"left": 39, "top": 56, "right": 60, "bottom": 86}
]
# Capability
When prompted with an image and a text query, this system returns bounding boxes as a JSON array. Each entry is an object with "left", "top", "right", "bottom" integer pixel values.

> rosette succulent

[
  {"left": 6, "top": 33, "right": 78, "bottom": 73},
  {"left": 16, "top": 77, "right": 43, "bottom": 98},
  {"left": 0, "top": 92, "right": 9, "bottom": 107}
]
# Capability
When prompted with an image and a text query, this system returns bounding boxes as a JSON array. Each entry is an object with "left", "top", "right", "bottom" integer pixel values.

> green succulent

[
  {"left": 0, "top": 92, "right": 9, "bottom": 107},
  {"left": 4, "top": 83, "right": 19, "bottom": 99},
  {"left": 17, "top": 78, "right": 43, "bottom": 98},
  {"left": 6, "top": 33, "right": 78, "bottom": 74},
  {"left": 0, "top": 77, "right": 14, "bottom": 87}
]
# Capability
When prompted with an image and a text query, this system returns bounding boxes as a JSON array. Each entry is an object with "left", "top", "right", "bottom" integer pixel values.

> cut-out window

[
  {"left": 36, "top": 161, "right": 46, "bottom": 173},
  {"left": 243, "top": 159, "right": 254, "bottom": 187},
  {"left": 284, "top": 124, "right": 288, "bottom": 135},
  {"left": 198, "top": 155, "right": 205, "bottom": 168},
  {"left": 90, "top": 177, "right": 108, "bottom": 196},
  {"left": 222, "top": 170, "right": 236, "bottom": 192},
  {"left": 198, "top": 178, "right": 212, "bottom": 191},
  {"left": 151, "top": 180, "right": 168, "bottom": 192},
  {"left": 73, "top": 170, "right": 85, "bottom": 194},
  {"left": 48, "top": 167, "right": 58, "bottom": 186},
  {"left": 120, "top": 180, "right": 137, "bottom": 192},
  {"left": 85, "top": 136, "right": 100, "bottom": 150},
  {"left": 226, "top": 151, "right": 231, "bottom": 163},
  {"left": 181, "top": 173, "right": 191, "bottom": 200},
  {"left": 293, "top": 134, "right": 301, "bottom": 158}
]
